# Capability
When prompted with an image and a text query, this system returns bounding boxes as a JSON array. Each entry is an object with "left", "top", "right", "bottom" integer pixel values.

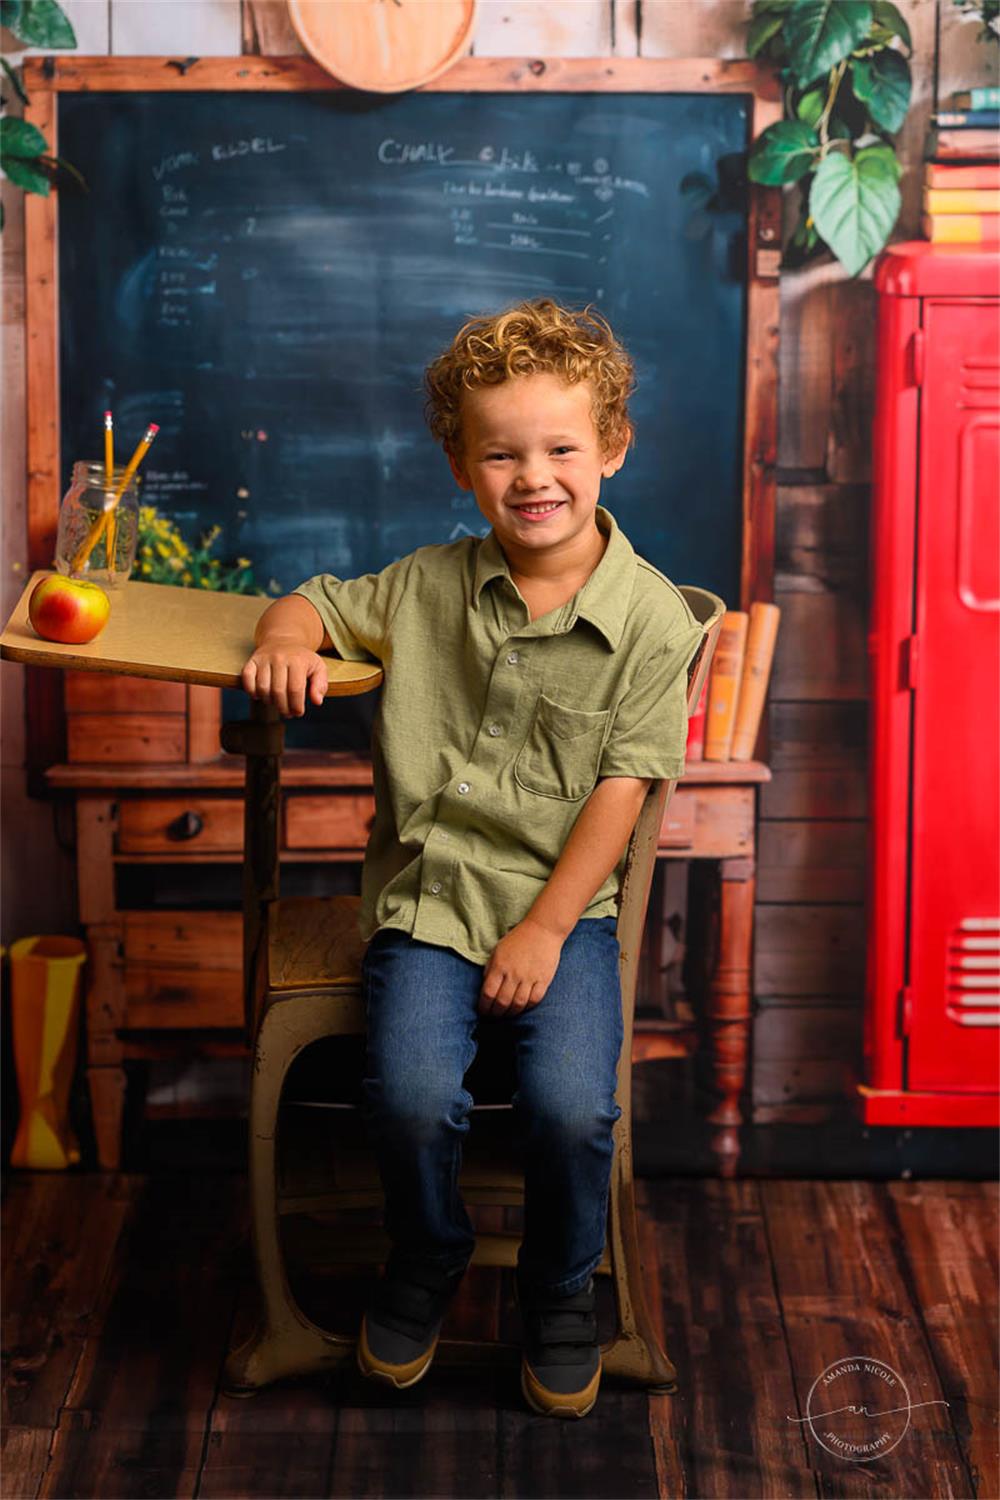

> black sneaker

[
  {"left": 516, "top": 1273, "right": 602, "bottom": 1418},
  {"left": 357, "top": 1252, "right": 470, "bottom": 1389}
]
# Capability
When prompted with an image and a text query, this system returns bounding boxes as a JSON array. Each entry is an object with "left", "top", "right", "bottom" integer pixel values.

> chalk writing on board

[{"left": 211, "top": 136, "right": 288, "bottom": 163}]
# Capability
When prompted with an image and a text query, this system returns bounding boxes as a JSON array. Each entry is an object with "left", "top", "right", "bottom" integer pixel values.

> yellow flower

[
  {"left": 199, "top": 577, "right": 211, "bottom": 588},
  {"left": 167, "top": 556, "right": 183, "bottom": 571},
  {"left": 182, "top": 571, "right": 193, "bottom": 583},
  {"left": 156, "top": 542, "right": 170, "bottom": 558},
  {"left": 236, "top": 557, "right": 251, "bottom": 569}
]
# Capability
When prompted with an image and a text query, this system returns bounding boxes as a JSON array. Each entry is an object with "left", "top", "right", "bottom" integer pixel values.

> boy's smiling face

[{"left": 447, "top": 372, "right": 628, "bottom": 573}]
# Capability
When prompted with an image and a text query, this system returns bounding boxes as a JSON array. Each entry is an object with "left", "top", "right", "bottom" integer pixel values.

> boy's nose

[{"left": 514, "top": 462, "right": 552, "bottom": 493}]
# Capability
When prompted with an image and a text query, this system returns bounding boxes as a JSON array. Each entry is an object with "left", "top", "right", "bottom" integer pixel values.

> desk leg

[
  {"left": 241, "top": 701, "right": 282, "bottom": 1046},
  {"left": 704, "top": 855, "right": 755, "bottom": 1176}
]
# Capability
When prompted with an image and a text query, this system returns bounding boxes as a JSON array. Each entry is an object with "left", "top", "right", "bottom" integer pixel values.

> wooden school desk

[{"left": 2, "top": 572, "right": 769, "bottom": 1172}]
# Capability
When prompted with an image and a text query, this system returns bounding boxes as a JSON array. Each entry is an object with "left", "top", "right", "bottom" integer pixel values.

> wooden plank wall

[{"left": 0, "top": 1, "right": 986, "bottom": 1125}]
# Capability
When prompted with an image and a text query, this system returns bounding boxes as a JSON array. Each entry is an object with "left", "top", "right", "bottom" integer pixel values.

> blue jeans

[{"left": 359, "top": 915, "right": 624, "bottom": 1297}]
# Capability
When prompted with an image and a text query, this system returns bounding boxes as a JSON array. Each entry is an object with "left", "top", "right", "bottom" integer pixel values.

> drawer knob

[{"left": 167, "top": 810, "right": 204, "bottom": 841}]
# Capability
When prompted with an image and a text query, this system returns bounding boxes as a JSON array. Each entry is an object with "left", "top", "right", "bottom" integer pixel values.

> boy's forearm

[
  {"left": 253, "top": 594, "right": 324, "bottom": 650},
  {"left": 524, "top": 776, "right": 651, "bottom": 940}
]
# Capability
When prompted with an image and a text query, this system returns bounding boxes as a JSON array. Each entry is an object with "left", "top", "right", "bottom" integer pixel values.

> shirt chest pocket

[{"left": 514, "top": 693, "right": 610, "bottom": 801}]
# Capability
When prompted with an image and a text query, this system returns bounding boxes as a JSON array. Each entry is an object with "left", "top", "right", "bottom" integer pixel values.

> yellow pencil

[
  {"left": 72, "top": 423, "right": 159, "bottom": 573},
  {"left": 104, "top": 409, "right": 114, "bottom": 484}
]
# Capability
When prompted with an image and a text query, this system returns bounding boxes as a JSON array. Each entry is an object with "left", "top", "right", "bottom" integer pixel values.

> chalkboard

[{"left": 56, "top": 86, "right": 749, "bottom": 748}]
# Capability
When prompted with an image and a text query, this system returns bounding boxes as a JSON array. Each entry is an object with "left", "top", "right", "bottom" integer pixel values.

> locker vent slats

[{"left": 948, "top": 918, "right": 1000, "bottom": 1026}]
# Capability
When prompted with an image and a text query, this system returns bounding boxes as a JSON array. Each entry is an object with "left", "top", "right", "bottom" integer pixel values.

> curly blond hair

[{"left": 424, "top": 298, "right": 635, "bottom": 458}]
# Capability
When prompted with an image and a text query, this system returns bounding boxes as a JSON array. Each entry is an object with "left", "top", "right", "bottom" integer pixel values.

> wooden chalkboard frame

[{"left": 22, "top": 53, "right": 781, "bottom": 780}]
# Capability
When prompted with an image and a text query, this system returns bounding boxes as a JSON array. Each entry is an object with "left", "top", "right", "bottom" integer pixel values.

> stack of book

[
  {"left": 687, "top": 602, "right": 780, "bottom": 764},
  {"left": 923, "top": 85, "right": 1000, "bottom": 244}
]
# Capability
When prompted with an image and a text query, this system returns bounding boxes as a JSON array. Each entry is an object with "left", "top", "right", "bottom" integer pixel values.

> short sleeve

[
  {"left": 291, "top": 554, "right": 413, "bottom": 664},
  {"left": 598, "top": 624, "right": 704, "bottom": 782}
]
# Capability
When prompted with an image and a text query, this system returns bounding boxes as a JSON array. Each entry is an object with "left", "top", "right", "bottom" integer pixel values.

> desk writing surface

[{"left": 0, "top": 571, "right": 382, "bottom": 696}]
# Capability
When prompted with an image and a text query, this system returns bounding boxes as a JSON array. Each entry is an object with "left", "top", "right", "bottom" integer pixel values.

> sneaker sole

[
  {"left": 356, "top": 1315, "right": 440, "bottom": 1390},
  {"left": 520, "top": 1356, "right": 601, "bottom": 1419}
]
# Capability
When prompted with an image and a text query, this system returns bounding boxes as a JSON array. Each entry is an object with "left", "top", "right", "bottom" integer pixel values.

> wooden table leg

[
  {"left": 220, "top": 699, "right": 283, "bottom": 1047},
  {"left": 704, "top": 855, "right": 755, "bottom": 1176}
]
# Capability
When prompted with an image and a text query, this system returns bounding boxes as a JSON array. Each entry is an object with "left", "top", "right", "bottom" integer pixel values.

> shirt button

[
  {"left": 506, "top": 651, "right": 519, "bottom": 665},
  {"left": 457, "top": 781, "right": 470, "bottom": 794},
  {"left": 487, "top": 723, "right": 502, "bottom": 737},
  {"left": 430, "top": 881, "right": 442, "bottom": 895}
]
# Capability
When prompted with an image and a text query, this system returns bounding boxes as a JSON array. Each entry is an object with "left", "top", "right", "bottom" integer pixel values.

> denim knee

[
  {"left": 361, "top": 1074, "right": 474, "bottom": 1144},
  {"left": 513, "top": 1088, "right": 621, "bottom": 1149}
]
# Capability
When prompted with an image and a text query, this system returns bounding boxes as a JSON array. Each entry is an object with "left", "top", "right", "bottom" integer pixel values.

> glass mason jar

[{"left": 54, "top": 461, "right": 141, "bottom": 589}]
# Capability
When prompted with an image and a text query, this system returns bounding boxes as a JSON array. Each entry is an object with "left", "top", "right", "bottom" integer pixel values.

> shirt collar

[{"left": 472, "top": 504, "right": 636, "bottom": 651}]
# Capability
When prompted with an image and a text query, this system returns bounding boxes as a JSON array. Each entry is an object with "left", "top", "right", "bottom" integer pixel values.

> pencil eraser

[{"left": 148, "top": 423, "right": 160, "bottom": 434}]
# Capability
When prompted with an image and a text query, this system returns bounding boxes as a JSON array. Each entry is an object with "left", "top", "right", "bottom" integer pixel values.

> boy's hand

[
  {"left": 478, "top": 918, "right": 565, "bottom": 1018},
  {"left": 241, "top": 645, "right": 328, "bottom": 718}
]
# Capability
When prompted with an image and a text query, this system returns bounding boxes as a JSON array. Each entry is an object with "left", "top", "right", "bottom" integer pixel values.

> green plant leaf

[
  {"left": 785, "top": 0, "right": 873, "bottom": 87},
  {"left": 748, "top": 120, "right": 820, "bottom": 184},
  {"left": 0, "top": 56, "right": 29, "bottom": 107},
  {"left": 748, "top": 10, "right": 785, "bottom": 57},
  {"left": 872, "top": 0, "right": 912, "bottom": 50},
  {"left": 856, "top": 140, "right": 903, "bottom": 180},
  {"left": 796, "top": 85, "right": 826, "bottom": 125},
  {"left": 851, "top": 49, "right": 911, "bottom": 134},
  {"left": 810, "top": 146, "right": 900, "bottom": 276},
  {"left": 0, "top": 116, "right": 47, "bottom": 157},
  {"left": 0, "top": 152, "right": 50, "bottom": 193},
  {"left": 6, "top": 0, "right": 76, "bottom": 47}
]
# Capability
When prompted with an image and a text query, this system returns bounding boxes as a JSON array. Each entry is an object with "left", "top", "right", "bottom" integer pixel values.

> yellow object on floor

[{"left": 9, "top": 936, "right": 86, "bottom": 1170}]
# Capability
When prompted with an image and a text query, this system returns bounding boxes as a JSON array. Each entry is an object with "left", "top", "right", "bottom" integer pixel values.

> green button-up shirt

[{"left": 292, "top": 504, "right": 702, "bottom": 966}]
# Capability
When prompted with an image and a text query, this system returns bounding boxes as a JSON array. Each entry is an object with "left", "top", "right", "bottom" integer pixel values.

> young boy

[{"left": 241, "top": 299, "right": 703, "bottom": 1419}]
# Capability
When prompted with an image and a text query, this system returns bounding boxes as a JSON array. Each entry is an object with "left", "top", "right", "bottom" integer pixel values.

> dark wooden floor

[{"left": 2, "top": 1171, "right": 996, "bottom": 1500}]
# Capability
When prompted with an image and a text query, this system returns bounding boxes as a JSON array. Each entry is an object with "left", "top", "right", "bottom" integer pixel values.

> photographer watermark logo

[{"left": 789, "top": 1357, "right": 949, "bottom": 1463}]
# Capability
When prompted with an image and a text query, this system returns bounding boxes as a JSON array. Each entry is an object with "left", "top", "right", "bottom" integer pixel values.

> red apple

[{"left": 28, "top": 574, "right": 111, "bottom": 644}]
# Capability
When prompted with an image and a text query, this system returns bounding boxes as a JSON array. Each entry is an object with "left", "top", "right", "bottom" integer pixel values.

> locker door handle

[{"left": 909, "top": 329, "right": 925, "bottom": 388}]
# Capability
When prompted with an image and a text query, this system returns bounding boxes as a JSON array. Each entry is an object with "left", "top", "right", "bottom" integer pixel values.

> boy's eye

[
  {"left": 552, "top": 446, "right": 575, "bottom": 455},
  {"left": 484, "top": 452, "right": 511, "bottom": 461}
]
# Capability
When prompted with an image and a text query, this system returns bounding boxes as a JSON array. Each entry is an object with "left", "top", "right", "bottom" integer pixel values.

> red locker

[{"left": 859, "top": 242, "right": 1000, "bottom": 1128}]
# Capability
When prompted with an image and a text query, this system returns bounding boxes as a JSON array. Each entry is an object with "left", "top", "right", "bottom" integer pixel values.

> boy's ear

[
  {"left": 601, "top": 429, "right": 631, "bottom": 480},
  {"left": 447, "top": 446, "right": 473, "bottom": 491}
]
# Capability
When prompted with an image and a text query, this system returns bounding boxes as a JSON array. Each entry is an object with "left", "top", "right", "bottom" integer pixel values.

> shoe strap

[
  {"left": 522, "top": 1290, "right": 598, "bottom": 1365},
  {"left": 371, "top": 1259, "right": 464, "bottom": 1339}
]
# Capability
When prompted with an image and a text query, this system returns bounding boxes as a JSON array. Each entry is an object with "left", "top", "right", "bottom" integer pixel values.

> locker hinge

[
  {"left": 901, "top": 635, "right": 919, "bottom": 691},
  {"left": 909, "top": 329, "right": 926, "bottom": 387},
  {"left": 897, "top": 985, "right": 913, "bottom": 1037}
]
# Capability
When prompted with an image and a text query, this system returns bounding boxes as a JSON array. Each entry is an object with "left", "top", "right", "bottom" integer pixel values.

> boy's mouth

[{"left": 510, "top": 501, "right": 566, "bottom": 519}]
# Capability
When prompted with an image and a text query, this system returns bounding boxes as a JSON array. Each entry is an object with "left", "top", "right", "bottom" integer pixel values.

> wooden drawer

[
  {"left": 123, "top": 912, "right": 243, "bottom": 968},
  {"left": 68, "top": 713, "right": 187, "bottom": 763},
  {"left": 117, "top": 797, "right": 244, "bottom": 854},
  {"left": 658, "top": 786, "right": 754, "bottom": 859},
  {"left": 284, "top": 792, "right": 375, "bottom": 851},
  {"left": 63, "top": 676, "right": 221, "bottom": 763},
  {"left": 122, "top": 912, "right": 243, "bottom": 1029},
  {"left": 123, "top": 966, "right": 243, "bottom": 1029}
]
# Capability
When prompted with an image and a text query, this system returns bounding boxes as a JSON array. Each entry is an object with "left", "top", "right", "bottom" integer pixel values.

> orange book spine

[
  {"left": 730, "top": 602, "right": 780, "bottom": 762},
  {"left": 703, "top": 611, "right": 748, "bottom": 762},
  {"left": 924, "top": 162, "right": 1000, "bottom": 189}
]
